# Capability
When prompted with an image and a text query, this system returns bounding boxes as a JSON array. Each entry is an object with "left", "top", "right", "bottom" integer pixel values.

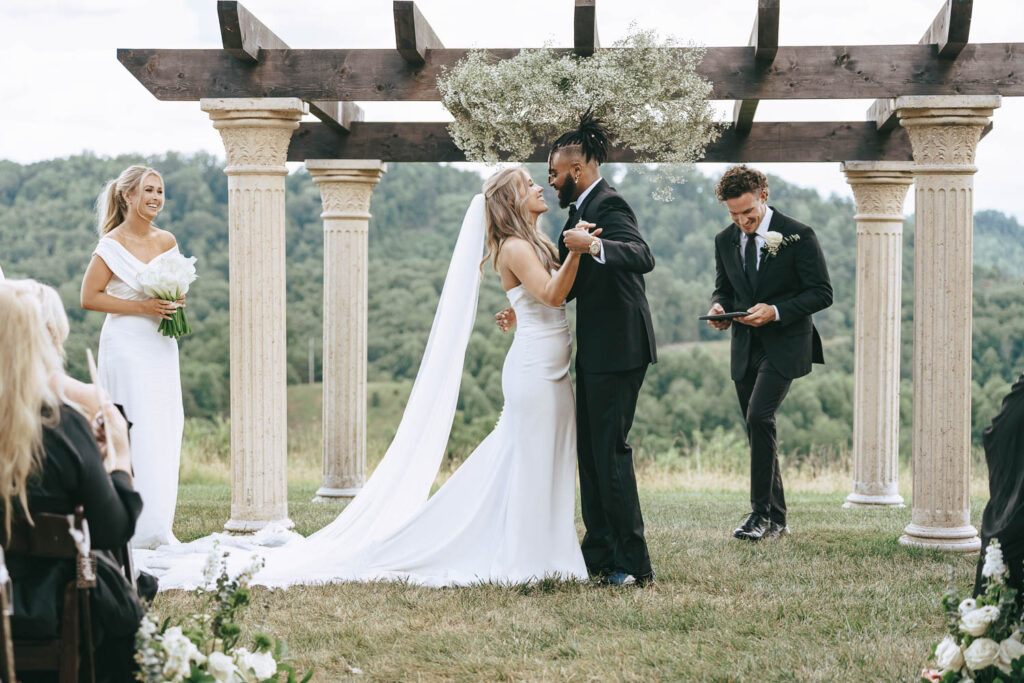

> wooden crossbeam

[
  {"left": 922, "top": 0, "right": 973, "bottom": 59},
  {"left": 574, "top": 0, "right": 599, "bottom": 57},
  {"left": 732, "top": 0, "right": 780, "bottom": 135},
  {"left": 287, "top": 121, "right": 913, "bottom": 163},
  {"left": 118, "top": 43, "right": 1024, "bottom": 102},
  {"left": 869, "top": 0, "right": 974, "bottom": 130},
  {"left": 394, "top": 1, "right": 443, "bottom": 64},
  {"left": 216, "top": 0, "right": 361, "bottom": 133}
]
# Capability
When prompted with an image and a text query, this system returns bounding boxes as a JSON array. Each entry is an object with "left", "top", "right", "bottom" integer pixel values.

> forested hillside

[{"left": 1, "top": 153, "right": 1022, "bottom": 460}]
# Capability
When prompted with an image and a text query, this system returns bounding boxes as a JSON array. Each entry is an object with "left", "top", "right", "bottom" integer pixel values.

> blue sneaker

[{"left": 599, "top": 572, "right": 636, "bottom": 586}]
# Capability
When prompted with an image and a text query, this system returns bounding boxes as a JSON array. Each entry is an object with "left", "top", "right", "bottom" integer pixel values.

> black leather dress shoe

[
  {"left": 732, "top": 512, "right": 771, "bottom": 540},
  {"left": 765, "top": 521, "right": 791, "bottom": 540}
]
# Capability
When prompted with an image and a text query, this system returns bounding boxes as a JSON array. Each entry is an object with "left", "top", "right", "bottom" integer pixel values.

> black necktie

[
  {"left": 744, "top": 235, "right": 759, "bottom": 287},
  {"left": 568, "top": 202, "right": 578, "bottom": 226}
]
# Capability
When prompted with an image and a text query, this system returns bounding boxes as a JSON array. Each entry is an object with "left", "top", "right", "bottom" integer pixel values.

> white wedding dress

[
  {"left": 135, "top": 195, "right": 587, "bottom": 589},
  {"left": 94, "top": 237, "right": 183, "bottom": 549}
]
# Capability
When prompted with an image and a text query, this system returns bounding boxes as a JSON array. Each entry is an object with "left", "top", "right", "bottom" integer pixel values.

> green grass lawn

[{"left": 159, "top": 483, "right": 978, "bottom": 681}]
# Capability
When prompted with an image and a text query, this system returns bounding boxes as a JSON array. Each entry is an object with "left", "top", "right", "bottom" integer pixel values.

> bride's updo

[
  {"left": 482, "top": 167, "right": 559, "bottom": 273},
  {"left": 95, "top": 164, "right": 163, "bottom": 236}
]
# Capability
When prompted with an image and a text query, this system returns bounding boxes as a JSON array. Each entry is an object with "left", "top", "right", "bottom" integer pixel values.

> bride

[{"left": 140, "top": 167, "right": 599, "bottom": 588}]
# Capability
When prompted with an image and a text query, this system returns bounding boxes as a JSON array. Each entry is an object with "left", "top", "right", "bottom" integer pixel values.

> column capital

[
  {"left": 306, "top": 160, "right": 387, "bottom": 221},
  {"left": 896, "top": 96, "right": 1000, "bottom": 170},
  {"left": 201, "top": 98, "right": 307, "bottom": 175},
  {"left": 841, "top": 162, "right": 915, "bottom": 226}
]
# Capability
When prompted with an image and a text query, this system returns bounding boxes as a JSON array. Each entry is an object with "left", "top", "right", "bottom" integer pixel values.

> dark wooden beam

[
  {"left": 868, "top": 0, "right": 974, "bottom": 131},
  {"left": 117, "top": 43, "right": 1024, "bottom": 102},
  {"left": 574, "top": 0, "right": 599, "bottom": 57},
  {"left": 732, "top": 0, "right": 780, "bottom": 135},
  {"left": 217, "top": 0, "right": 287, "bottom": 61},
  {"left": 394, "top": 1, "right": 443, "bottom": 64},
  {"left": 216, "top": 0, "right": 360, "bottom": 133},
  {"left": 921, "top": 0, "right": 973, "bottom": 59},
  {"left": 287, "top": 121, "right": 913, "bottom": 163}
]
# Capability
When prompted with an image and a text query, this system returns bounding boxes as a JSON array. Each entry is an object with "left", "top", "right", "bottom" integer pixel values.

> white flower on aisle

[
  {"left": 934, "top": 635, "right": 965, "bottom": 673},
  {"left": 964, "top": 637, "right": 1001, "bottom": 672},
  {"left": 137, "top": 251, "right": 198, "bottom": 339},
  {"left": 960, "top": 605, "right": 1000, "bottom": 636},
  {"left": 998, "top": 636, "right": 1024, "bottom": 675},
  {"left": 982, "top": 542, "right": 1008, "bottom": 584},
  {"left": 958, "top": 598, "right": 977, "bottom": 616},
  {"left": 235, "top": 647, "right": 278, "bottom": 681},
  {"left": 206, "top": 651, "right": 237, "bottom": 682}
]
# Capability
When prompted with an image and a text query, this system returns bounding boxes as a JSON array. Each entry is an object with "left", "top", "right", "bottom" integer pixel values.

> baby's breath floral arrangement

[
  {"left": 135, "top": 549, "right": 312, "bottom": 683},
  {"left": 437, "top": 26, "right": 722, "bottom": 199},
  {"left": 922, "top": 541, "right": 1024, "bottom": 682}
]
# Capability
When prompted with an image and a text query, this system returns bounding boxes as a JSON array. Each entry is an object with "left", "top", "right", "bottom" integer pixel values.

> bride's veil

[{"left": 302, "top": 193, "right": 487, "bottom": 552}]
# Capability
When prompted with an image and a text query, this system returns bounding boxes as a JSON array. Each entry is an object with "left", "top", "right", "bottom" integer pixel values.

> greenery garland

[{"left": 437, "top": 27, "right": 722, "bottom": 198}]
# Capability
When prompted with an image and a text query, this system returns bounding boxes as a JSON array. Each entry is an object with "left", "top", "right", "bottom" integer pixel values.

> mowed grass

[{"left": 161, "top": 482, "right": 979, "bottom": 681}]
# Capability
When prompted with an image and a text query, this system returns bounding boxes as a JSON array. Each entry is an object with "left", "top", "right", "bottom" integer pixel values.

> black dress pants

[
  {"left": 734, "top": 338, "right": 792, "bottom": 524},
  {"left": 577, "top": 366, "right": 652, "bottom": 578}
]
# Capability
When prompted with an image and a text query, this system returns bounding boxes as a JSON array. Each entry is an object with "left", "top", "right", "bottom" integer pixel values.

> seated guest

[
  {"left": 975, "top": 370, "right": 1024, "bottom": 596},
  {"left": 0, "top": 281, "right": 143, "bottom": 683}
]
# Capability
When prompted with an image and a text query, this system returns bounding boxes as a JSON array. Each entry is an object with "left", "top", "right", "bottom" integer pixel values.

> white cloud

[{"left": 0, "top": 0, "right": 1021, "bottom": 219}]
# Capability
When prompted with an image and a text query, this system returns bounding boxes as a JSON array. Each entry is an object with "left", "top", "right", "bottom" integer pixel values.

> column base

[
  {"left": 312, "top": 486, "right": 362, "bottom": 502},
  {"left": 898, "top": 523, "right": 980, "bottom": 553},
  {"left": 843, "top": 491, "right": 905, "bottom": 508},
  {"left": 224, "top": 517, "right": 295, "bottom": 534}
]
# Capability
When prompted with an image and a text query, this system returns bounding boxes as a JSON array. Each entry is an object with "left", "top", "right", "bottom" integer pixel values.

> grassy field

[{"left": 155, "top": 384, "right": 984, "bottom": 680}]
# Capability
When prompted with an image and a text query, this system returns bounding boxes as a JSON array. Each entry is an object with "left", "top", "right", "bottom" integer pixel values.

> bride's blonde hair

[
  {"left": 482, "top": 167, "right": 559, "bottom": 273},
  {"left": 95, "top": 164, "right": 163, "bottom": 236},
  {"left": 0, "top": 282, "right": 62, "bottom": 532}
]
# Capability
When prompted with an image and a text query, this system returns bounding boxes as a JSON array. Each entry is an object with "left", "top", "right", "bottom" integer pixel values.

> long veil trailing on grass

[
  {"left": 297, "top": 194, "right": 487, "bottom": 550},
  {"left": 136, "top": 194, "right": 488, "bottom": 587}
]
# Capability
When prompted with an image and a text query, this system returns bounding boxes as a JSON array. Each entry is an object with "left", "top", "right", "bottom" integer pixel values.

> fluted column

[
  {"left": 305, "top": 161, "right": 386, "bottom": 501},
  {"left": 841, "top": 162, "right": 914, "bottom": 509},
  {"left": 896, "top": 95, "right": 1000, "bottom": 552},
  {"left": 201, "top": 98, "right": 307, "bottom": 532}
]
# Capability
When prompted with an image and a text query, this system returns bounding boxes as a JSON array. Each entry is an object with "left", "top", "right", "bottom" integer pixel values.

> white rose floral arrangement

[
  {"left": 135, "top": 549, "right": 312, "bottom": 682},
  {"left": 760, "top": 231, "right": 800, "bottom": 260},
  {"left": 922, "top": 540, "right": 1024, "bottom": 682}
]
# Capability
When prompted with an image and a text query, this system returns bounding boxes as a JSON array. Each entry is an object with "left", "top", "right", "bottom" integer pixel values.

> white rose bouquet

[
  {"left": 135, "top": 548, "right": 312, "bottom": 682},
  {"left": 922, "top": 540, "right": 1024, "bottom": 682},
  {"left": 137, "top": 252, "right": 198, "bottom": 339}
]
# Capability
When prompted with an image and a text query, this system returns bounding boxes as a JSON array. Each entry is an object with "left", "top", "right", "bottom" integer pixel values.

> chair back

[
  {"left": 4, "top": 506, "right": 95, "bottom": 683},
  {"left": 0, "top": 547, "right": 15, "bottom": 683}
]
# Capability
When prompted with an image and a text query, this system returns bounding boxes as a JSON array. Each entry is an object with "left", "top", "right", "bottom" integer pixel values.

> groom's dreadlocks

[{"left": 550, "top": 110, "right": 611, "bottom": 165}]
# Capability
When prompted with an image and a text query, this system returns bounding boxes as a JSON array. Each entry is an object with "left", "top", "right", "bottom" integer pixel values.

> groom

[
  {"left": 706, "top": 165, "right": 832, "bottom": 541},
  {"left": 499, "top": 114, "right": 658, "bottom": 586}
]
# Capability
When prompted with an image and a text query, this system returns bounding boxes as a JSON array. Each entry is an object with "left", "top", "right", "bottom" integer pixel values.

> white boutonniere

[{"left": 761, "top": 231, "right": 800, "bottom": 260}]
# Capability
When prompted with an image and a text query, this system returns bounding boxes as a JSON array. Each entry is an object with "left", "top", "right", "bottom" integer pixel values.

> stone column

[
  {"left": 305, "top": 161, "right": 387, "bottom": 501},
  {"left": 841, "top": 162, "right": 914, "bottom": 509},
  {"left": 896, "top": 95, "right": 1000, "bottom": 552},
  {"left": 201, "top": 98, "right": 307, "bottom": 532}
]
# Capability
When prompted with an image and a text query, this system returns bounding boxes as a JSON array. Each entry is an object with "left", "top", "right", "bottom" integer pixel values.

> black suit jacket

[
  {"left": 557, "top": 179, "right": 658, "bottom": 373},
  {"left": 711, "top": 208, "right": 833, "bottom": 382}
]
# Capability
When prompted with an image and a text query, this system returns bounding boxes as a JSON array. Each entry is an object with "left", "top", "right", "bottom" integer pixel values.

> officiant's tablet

[{"left": 698, "top": 311, "right": 751, "bottom": 321}]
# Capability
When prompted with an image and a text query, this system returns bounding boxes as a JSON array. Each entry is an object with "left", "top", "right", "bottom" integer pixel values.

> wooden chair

[
  {"left": 0, "top": 547, "right": 15, "bottom": 683},
  {"left": 4, "top": 507, "right": 96, "bottom": 683}
]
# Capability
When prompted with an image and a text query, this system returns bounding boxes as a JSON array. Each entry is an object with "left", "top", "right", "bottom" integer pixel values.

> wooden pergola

[{"left": 119, "top": 0, "right": 1019, "bottom": 552}]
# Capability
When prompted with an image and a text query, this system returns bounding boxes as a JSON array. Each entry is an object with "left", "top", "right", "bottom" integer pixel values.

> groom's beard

[{"left": 557, "top": 176, "right": 577, "bottom": 209}]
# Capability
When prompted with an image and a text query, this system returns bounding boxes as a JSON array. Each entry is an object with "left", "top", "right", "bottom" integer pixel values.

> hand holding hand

[
  {"left": 495, "top": 307, "right": 516, "bottom": 333},
  {"left": 139, "top": 297, "right": 178, "bottom": 320},
  {"left": 563, "top": 223, "right": 602, "bottom": 254},
  {"left": 736, "top": 303, "right": 776, "bottom": 327},
  {"left": 706, "top": 303, "right": 732, "bottom": 330}
]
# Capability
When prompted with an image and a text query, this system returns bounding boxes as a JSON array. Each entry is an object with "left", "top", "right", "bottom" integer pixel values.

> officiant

[{"left": 705, "top": 165, "right": 833, "bottom": 542}]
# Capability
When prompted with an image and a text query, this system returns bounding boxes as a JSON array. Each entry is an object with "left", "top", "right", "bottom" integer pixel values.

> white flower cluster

[
  {"left": 137, "top": 252, "right": 198, "bottom": 301},
  {"left": 925, "top": 541, "right": 1024, "bottom": 679},
  {"left": 437, "top": 26, "right": 722, "bottom": 200}
]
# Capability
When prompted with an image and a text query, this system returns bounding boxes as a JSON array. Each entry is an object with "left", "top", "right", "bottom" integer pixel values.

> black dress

[
  {"left": 10, "top": 404, "right": 143, "bottom": 683},
  {"left": 975, "top": 372, "right": 1024, "bottom": 596}
]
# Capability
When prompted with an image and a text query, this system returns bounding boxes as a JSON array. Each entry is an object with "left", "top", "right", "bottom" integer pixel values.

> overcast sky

[{"left": 2, "top": 0, "right": 1022, "bottom": 219}]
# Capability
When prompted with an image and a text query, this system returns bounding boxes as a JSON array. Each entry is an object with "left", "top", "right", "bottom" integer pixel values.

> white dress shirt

[
  {"left": 570, "top": 177, "right": 606, "bottom": 264},
  {"left": 738, "top": 207, "right": 780, "bottom": 321}
]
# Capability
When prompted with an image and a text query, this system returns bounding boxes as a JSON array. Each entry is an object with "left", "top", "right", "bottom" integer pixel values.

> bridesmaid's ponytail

[{"left": 95, "top": 165, "right": 163, "bottom": 236}]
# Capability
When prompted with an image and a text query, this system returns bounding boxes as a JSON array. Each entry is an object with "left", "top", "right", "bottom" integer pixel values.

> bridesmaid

[{"left": 81, "top": 165, "right": 185, "bottom": 548}]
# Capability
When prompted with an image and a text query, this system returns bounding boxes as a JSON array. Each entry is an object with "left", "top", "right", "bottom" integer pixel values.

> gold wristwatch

[{"left": 588, "top": 237, "right": 602, "bottom": 257}]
